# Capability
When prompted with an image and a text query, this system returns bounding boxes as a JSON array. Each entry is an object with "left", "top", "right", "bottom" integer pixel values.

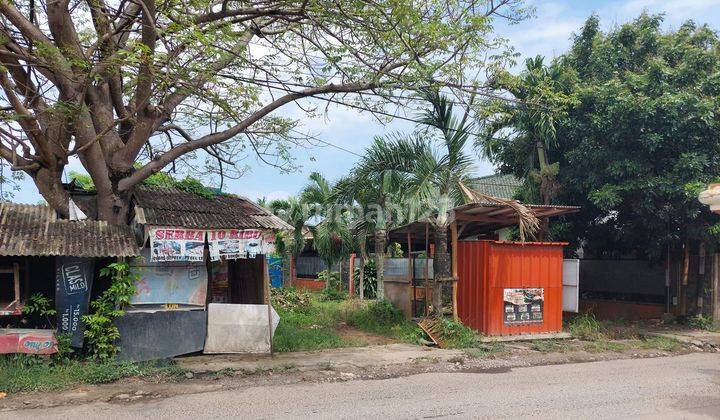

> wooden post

[
  {"left": 407, "top": 232, "right": 413, "bottom": 317},
  {"left": 348, "top": 254, "right": 355, "bottom": 296},
  {"left": 451, "top": 221, "right": 459, "bottom": 321},
  {"left": 263, "top": 256, "right": 273, "bottom": 355},
  {"left": 13, "top": 262, "right": 20, "bottom": 309},
  {"left": 424, "top": 223, "right": 430, "bottom": 317},
  {"left": 714, "top": 253, "right": 720, "bottom": 328},
  {"left": 681, "top": 245, "right": 690, "bottom": 316}
]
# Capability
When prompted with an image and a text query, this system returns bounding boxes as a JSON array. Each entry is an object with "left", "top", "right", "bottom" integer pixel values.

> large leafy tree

[
  {"left": 0, "top": 0, "right": 528, "bottom": 223},
  {"left": 483, "top": 14, "right": 720, "bottom": 257}
]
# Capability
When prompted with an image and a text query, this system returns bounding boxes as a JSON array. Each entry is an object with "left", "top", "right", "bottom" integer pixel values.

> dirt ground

[{"left": 3, "top": 328, "right": 718, "bottom": 412}]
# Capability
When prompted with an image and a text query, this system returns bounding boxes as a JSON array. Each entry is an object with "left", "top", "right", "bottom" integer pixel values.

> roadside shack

[
  {"left": 114, "top": 186, "right": 292, "bottom": 361},
  {"left": 0, "top": 202, "right": 139, "bottom": 354}
]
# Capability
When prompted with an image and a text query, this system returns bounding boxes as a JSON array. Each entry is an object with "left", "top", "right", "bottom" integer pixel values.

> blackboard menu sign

[
  {"left": 503, "top": 288, "right": 544, "bottom": 325},
  {"left": 55, "top": 257, "right": 95, "bottom": 347}
]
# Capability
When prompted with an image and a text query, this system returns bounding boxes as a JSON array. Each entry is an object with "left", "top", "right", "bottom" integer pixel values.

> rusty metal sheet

[{"left": 0, "top": 203, "right": 140, "bottom": 257}]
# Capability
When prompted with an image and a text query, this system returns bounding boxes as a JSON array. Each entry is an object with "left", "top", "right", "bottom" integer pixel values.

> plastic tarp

[{"left": 203, "top": 303, "right": 279, "bottom": 354}]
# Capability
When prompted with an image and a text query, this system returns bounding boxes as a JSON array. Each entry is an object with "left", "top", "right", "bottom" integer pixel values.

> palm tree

[
  {"left": 479, "top": 56, "right": 575, "bottom": 238},
  {"left": 299, "top": 172, "right": 355, "bottom": 290},
  {"left": 356, "top": 90, "right": 477, "bottom": 314},
  {"left": 409, "top": 90, "right": 477, "bottom": 314},
  {"left": 334, "top": 160, "right": 408, "bottom": 299},
  {"left": 267, "top": 197, "right": 308, "bottom": 284},
  {"left": 300, "top": 171, "right": 334, "bottom": 222}
]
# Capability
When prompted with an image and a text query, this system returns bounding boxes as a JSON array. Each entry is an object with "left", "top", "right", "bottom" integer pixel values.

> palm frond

[{"left": 458, "top": 181, "right": 540, "bottom": 242}]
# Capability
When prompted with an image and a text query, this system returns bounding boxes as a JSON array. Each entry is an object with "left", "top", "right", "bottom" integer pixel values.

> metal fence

[{"left": 295, "top": 256, "right": 339, "bottom": 277}]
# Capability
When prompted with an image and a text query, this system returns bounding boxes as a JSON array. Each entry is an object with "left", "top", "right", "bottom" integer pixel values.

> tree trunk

[
  {"left": 374, "top": 228, "right": 387, "bottom": 300},
  {"left": 433, "top": 223, "right": 450, "bottom": 316},
  {"left": 359, "top": 258, "right": 365, "bottom": 300},
  {"left": 536, "top": 140, "right": 551, "bottom": 240}
]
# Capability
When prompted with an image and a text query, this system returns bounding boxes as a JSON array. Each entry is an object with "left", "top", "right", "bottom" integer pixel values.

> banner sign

[
  {"left": 263, "top": 232, "right": 277, "bottom": 255},
  {"left": 503, "top": 288, "right": 544, "bottom": 325},
  {"left": 150, "top": 228, "right": 206, "bottom": 262},
  {"left": 55, "top": 257, "right": 94, "bottom": 347},
  {"left": 208, "top": 229, "right": 263, "bottom": 261}
]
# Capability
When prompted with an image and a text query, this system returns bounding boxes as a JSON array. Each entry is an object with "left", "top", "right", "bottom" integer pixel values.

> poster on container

[
  {"left": 150, "top": 228, "right": 206, "bottom": 262},
  {"left": 55, "top": 257, "right": 94, "bottom": 347},
  {"left": 208, "top": 229, "right": 263, "bottom": 261},
  {"left": 503, "top": 288, "right": 544, "bottom": 325}
]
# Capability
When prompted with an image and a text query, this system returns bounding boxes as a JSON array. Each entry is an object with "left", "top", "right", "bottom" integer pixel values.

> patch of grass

[
  {"left": 273, "top": 303, "right": 353, "bottom": 352},
  {"left": 582, "top": 340, "right": 628, "bottom": 353},
  {"left": 568, "top": 313, "right": 606, "bottom": 341},
  {"left": 0, "top": 356, "right": 185, "bottom": 393},
  {"left": 687, "top": 314, "right": 714, "bottom": 330},
  {"left": 634, "top": 336, "right": 680, "bottom": 352},
  {"left": 344, "top": 299, "right": 426, "bottom": 344},
  {"left": 463, "top": 342, "right": 505, "bottom": 358}
]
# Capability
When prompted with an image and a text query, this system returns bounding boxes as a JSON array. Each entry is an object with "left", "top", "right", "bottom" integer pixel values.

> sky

[{"left": 9, "top": 0, "right": 720, "bottom": 204}]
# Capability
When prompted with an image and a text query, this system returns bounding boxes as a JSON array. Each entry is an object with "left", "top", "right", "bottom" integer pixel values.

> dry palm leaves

[{"left": 458, "top": 181, "right": 540, "bottom": 242}]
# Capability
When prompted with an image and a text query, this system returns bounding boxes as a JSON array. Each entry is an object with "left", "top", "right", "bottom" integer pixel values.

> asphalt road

[{"left": 6, "top": 353, "right": 720, "bottom": 419}]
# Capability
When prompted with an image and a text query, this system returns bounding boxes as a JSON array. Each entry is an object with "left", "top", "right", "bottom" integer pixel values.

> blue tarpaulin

[{"left": 267, "top": 256, "right": 283, "bottom": 288}]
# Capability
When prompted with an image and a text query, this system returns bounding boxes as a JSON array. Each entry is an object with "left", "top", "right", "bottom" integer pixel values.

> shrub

[
  {"left": 354, "top": 259, "right": 377, "bottom": 298},
  {"left": 83, "top": 262, "right": 138, "bottom": 360},
  {"left": 687, "top": 314, "right": 714, "bottom": 330},
  {"left": 320, "top": 287, "right": 347, "bottom": 301},
  {"left": 435, "top": 318, "right": 478, "bottom": 349},
  {"left": 271, "top": 287, "right": 312, "bottom": 312},
  {"left": 568, "top": 313, "right": 605, "bottom": 341}
]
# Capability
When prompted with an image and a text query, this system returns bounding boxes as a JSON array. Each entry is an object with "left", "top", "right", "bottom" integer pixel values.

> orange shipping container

[{"left": 457, "top": 240, "right": 566, "bottom": 336}]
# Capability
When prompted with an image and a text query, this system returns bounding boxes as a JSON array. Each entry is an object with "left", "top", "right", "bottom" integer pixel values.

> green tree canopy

[
  {"left": 483, "top": 14, "right": 720, "bottom": 257},
  {"left": 0, "top": 0, "right": 528, "bottom": 223}
]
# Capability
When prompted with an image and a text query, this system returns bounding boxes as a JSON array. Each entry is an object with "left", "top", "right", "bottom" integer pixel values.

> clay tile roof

[
  {"left": 133, "top": 186, "right": 293, "bottom": 231},
  {"left": 0, "top": 202, "right": 140, "bottom": 257}
]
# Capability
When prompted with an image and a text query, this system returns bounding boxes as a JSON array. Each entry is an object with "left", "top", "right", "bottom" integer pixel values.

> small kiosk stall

[
  {"left": 456, "top": 240, "right": 566, "bottom": 336},
  {"left": 112, "top": 185, "right": 291, "bottom": 361},
  {"left": 388, "top": 184, "right": 579, "bottom": 337}
]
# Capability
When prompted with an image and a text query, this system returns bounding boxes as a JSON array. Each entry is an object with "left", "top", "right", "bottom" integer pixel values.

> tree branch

[{"left": 118, "top": 81, "right": 375, "bottom": 191}]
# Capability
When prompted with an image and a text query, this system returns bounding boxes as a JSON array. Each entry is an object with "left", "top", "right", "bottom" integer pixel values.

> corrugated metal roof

[
  {"left": 133, "top": 186, "right": 293, "bottom": 231},
  {"left": 470, "top": 174, "right": 523, "bottom": 201},
  {"left": 0, "top": 203, "right": 140, "bottom": 257}
]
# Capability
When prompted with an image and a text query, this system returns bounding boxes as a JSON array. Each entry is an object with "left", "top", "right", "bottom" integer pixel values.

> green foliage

[
  {"left": 568, "top": 313, "right": 605, "bottom": 341},
  {"left": 354, "top": 259, "right": 378, "bottom": 298},
  {"left": 345, "top": 299, "right": 426, "bottom": 344},
  {"left": 320, "top": 287, "right": 347, "bottom": 302},
  {"left": 69, "top": 168, "right": 218, "bottom": 199},
  {"left": 68, "top": 171, "right": 95, "bottom": 190},
  {"left": 273, "top": 296, "right": 424, "bottom": 352},
  {"left": 22, "top": 293, "right": 57, "bottom": 318},
  {"left": 386, "top": 242, "right": 404, "bottom": 258},
  {"left": 272, "top": 298, "right": 356, "bottom": 353},
  {"left": 531, "top": 340, "right": 566, "bottom": 353},
  {"left": 433, "top": 318, "right": 479, "bottom": 349},
  {"left": 271, "top": 287, "right": 312, "bottom": 312},
  {"left": 687, "top": 314, "right": 714, "bottom": 330},
  {"left": 142, "top": 171, "right": 217, "bottom": 199},
  {"left": 0, "top": 357, "right": 185, "bottom": 393},
  {"left": 83, "top": 262, "right": 138, "bottom": 360},
  {"left": 480, "top": 14, "right": 720, "bottom": 257}
]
